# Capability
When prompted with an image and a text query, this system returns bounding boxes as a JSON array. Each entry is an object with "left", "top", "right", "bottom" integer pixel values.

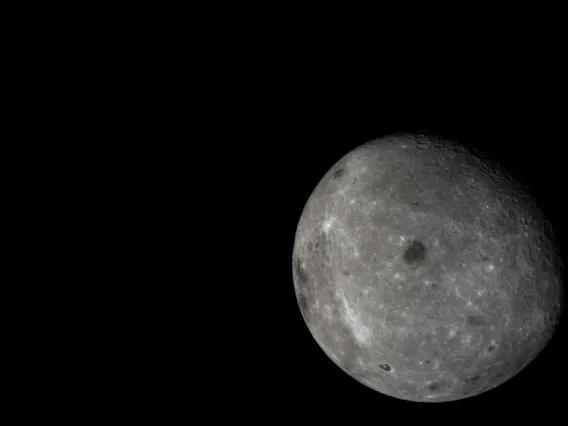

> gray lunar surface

[{"left": 292, "top": 134, "right": 564, "bottom": 402}]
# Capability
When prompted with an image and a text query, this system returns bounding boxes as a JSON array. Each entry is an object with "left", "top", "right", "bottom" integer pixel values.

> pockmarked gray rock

[{"left": 292, "top": 133, "right": 564, "bottom": 402}]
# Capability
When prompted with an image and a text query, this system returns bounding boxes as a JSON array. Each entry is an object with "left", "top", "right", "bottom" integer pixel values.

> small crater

[
  {"left": 293, "top": 257, "right": 309, "bottom": 286},
  {"left": 342, "top": 358, "right": 358, "bottom": 373},
  {"left": 402, "top": 240, "right": 426, "bottom": 265},
  {"left": 466, "top": 315, "right": 485, "bottom": 327},
  {"left": 424, "top": 359, "right": 432, "bottom": 365},
  {"left": 297, "top": 292, "right": 309, "bottom": 314},
  {"left": 487, "top": 343, "right": 497, "bottom": 352},
  {"left": 428, "top": 382, "right": 442, "bottom": 391},
  {"left": 312, "top": 232, "right": 330, "bottom": 256},
  {"left": 463, "top": 375, "right": 482, "bottom": 385},
  {"left": 307, "top": 242, "right": 313, "bottom": 251},
  {"left": 379, "top": 364, "right": 391, "bottom": 371},
  {"left": 412, "top": 200, "right": 419, "bottom": 206},
  {"left": 351, "top": 176, "right": 358, "bottom": 184},
  {"left": 332, "top": 168, "right": 345, "bottom": 179}
]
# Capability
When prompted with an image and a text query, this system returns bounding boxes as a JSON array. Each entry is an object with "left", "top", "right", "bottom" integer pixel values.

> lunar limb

[{"left": 292, "top": 134, "right": 564, "bottom": 402}]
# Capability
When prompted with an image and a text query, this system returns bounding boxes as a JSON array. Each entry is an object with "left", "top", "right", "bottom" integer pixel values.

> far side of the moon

[{"left": 292, "top": 134, "right": 564, "bottom": 402}]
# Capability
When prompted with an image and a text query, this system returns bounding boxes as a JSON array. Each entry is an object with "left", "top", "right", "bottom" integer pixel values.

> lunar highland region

[{"left": 292, "top": 134, "right": 564, "bottom": 402}]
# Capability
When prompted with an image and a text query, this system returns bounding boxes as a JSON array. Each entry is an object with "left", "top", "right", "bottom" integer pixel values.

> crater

[
  {"left": 427, "top": 382, "right": 444, "bottom": 391},
  {"left": 463, "top": 374, "right": 482, "bottom": 385},
  {"left": 379, "top": 364, "right": 391, "bottom": 371},
  {"left": 333, "top": 167, "right": 345, "bottom": 179},
  {"left": 312, "top": 232, "right": 330, "bottom": 257},
  {"left": 293, "top": 256, "right": 309, "bottom": 286},
  {"left": 466, "top": 315, "right": 486, "bottom": 327},
  {"left": 298, "top": 292, "right": 309, "bottom": 314},
  {"left": 402, "top": 240, "right": 426, "bottom": 265}
]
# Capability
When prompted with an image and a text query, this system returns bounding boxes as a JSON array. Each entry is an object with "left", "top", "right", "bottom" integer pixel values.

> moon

[{"left": 292, "top": 133, "right": 564, "bottom": 402}]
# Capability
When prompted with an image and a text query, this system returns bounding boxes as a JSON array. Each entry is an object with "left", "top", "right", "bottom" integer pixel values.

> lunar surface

[{"left": 292, "top": 133, "right": 564, "bottom": 402}]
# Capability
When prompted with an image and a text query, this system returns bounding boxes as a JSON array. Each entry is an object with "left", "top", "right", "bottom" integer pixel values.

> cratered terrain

[{"left": 292, "top": 133, "right": 564, "bottom": 402}]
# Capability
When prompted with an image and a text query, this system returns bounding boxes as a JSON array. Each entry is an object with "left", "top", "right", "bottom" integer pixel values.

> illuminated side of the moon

[{"left": 292, "top": 134, "right": 564, "bottom": 402}]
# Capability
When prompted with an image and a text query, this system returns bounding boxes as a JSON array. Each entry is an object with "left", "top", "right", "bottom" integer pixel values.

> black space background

[
  {"left": 240, "top": 72, "right": 567, "bottom": 417},
  {"left": 19, "top": 8, "right": 568, "bottom": 421}
]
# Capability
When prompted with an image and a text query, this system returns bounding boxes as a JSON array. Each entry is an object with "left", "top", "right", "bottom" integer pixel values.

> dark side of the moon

[{"left": 275, "top": 124, "right": 566, "bottom": 409}]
